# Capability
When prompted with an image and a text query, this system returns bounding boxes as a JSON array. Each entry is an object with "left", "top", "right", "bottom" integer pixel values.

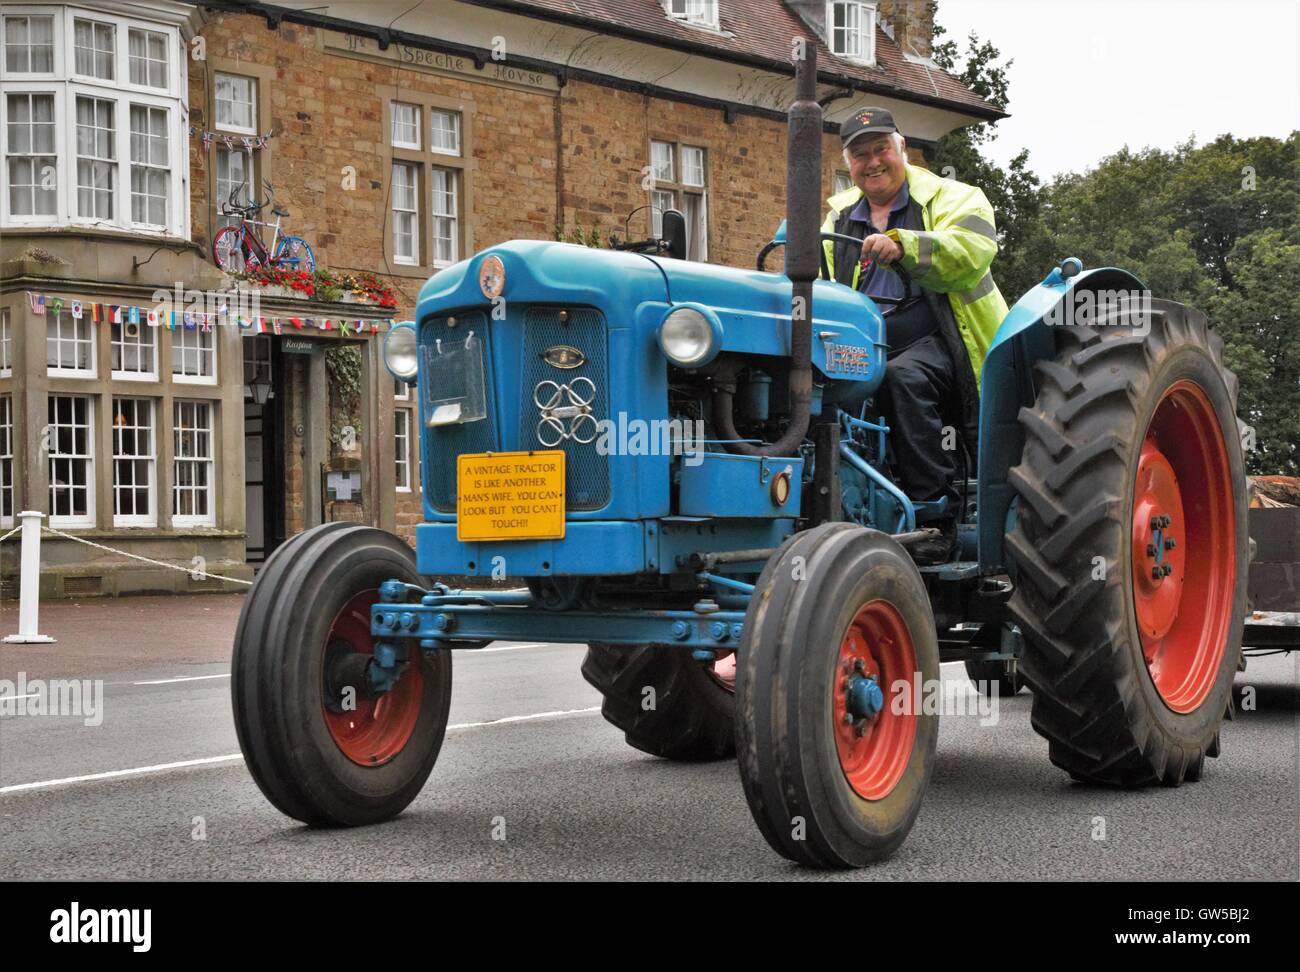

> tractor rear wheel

[
  {"left": 736, "top": 523, "right": 939, "bottom": 868},
  {"left": 232, "top": 524, "right": 452, "bottom": 825},
  {"left": 581, "top": 644, "right": 735, "bottom": 760},
  {"left": 1006, "top": 298, "right": 1248, "bottom": 786}
]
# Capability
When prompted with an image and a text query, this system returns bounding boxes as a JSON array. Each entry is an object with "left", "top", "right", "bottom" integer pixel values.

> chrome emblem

[
  {"left": 542, "top": 345, "right": 585, "bottom": 369},
  {"left": 534, "top": 377, "right": 597, "bottom": 447}
]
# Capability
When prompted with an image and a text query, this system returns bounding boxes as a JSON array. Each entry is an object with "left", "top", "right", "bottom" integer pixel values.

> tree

[{"left": 930, "top": 12, "right": 1043, "bottom": 301}]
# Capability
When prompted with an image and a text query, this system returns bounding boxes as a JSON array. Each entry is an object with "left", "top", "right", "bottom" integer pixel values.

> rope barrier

[{"left": 39, "top": 526, "right": 254, "bottom": 586}]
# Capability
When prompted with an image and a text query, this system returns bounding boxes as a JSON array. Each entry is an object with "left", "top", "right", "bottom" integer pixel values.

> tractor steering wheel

[{"left": 757, "top": 231, "right": 919, "bottom": 317}]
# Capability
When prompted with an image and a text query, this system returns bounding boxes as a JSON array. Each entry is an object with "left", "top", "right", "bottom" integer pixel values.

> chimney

[{"left": 876, "top": 0, "right": 935, "bottom": 59}]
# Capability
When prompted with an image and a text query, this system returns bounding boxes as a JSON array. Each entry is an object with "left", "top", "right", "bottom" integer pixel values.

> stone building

[{"left": 0, "top": 0, "right": 1000, "bottom": 596}]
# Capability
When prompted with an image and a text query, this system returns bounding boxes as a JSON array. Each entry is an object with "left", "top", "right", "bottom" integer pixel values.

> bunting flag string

[
  {"left": 23, "top": 291, "right": 387, "bottom": 336},
  {"left": 189, "top": 127, "right": 274, "bottom": 151}
]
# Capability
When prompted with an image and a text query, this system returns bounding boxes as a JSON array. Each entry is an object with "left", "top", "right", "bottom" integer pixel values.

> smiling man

[{"left": 821, "top": 108, "right": 1008, "bottom": 562}]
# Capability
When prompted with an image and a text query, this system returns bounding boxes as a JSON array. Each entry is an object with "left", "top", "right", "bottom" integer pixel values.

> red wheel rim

[
  {"left": 1131, "top": 380, "right": 1236, "bottom": 713},
  {"left": 832, "top": 600, "right": 917, "bottom": 801},
  {"left": 321, "top": 590, "right": 424, "bottom": 766}
]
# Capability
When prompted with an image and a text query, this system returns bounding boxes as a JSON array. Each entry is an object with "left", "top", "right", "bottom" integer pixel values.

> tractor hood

[{"left": 416, "top": 240, "right": 883, "bottom": 382}]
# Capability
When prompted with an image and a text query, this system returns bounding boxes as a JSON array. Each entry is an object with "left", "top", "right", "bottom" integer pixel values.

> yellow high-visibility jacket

[{"left": 820, "top": 163, "right": 1008, "bottom": 386}]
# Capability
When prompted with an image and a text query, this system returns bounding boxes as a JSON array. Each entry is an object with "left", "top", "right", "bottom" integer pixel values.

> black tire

[
  {"left": 964, "top": 657, "right": 1025, "bottom": 697},
  {"left": 580, "top": 644, "right": 735, "bottom": 760},
  {"left": 232, "top": 524, "right": 452, "bottom": 825},
  {"left": 1006, "top": 298, "right": 1248, "bottom": 786},
  {"left": 736, "top": 523, "right": 940, "bottom": 868}
]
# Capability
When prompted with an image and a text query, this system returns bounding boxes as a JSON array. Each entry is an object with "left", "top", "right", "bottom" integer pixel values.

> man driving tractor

[{"left": 821, "top": 108, "right": 1008, "bottom": 561}]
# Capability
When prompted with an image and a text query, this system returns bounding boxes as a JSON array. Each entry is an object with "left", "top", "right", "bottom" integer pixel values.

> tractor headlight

[
  {"left": 383, "top": 321, "right": 418, "bottom": 382},
  {"left": 657, "top": 305, "right": 722, "bottom": 368}
]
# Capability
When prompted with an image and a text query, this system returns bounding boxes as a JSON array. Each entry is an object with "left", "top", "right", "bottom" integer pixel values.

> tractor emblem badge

[
  {"left": 534, "top": 377, "right": 598, "bottom": 446},
  {"left": 543, "top": 345, "right": 586, "bottom": 369}
]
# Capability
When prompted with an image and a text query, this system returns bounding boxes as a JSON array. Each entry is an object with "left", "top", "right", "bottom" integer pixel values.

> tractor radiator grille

[
  {"left": 518, "top": 307, "right": 610, "bottom": 511},
  {"left": 423, "top": 311, "right": 494, "bottom": 512}
]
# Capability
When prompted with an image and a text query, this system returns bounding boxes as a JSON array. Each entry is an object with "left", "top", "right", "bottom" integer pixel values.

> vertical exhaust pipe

[{"left": 715, "top": 46, "right": 821, "bottom": 457}]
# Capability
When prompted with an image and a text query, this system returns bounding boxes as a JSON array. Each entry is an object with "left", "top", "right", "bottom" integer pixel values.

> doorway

[{"left": 243, "top": 335, "right": 285, "bottom": 564}]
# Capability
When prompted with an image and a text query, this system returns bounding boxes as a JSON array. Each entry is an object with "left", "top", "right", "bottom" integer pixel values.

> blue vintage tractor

[{"left": 232, "top": 51, "right": 1248, "bottom": 868}]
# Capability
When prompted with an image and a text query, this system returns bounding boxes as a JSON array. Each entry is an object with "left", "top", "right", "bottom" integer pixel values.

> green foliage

[
  {"left": 556, "top": 221, "right": 611, "bottom": 248},
  {"left": 324, "top": 344, "right": 363, "bottom": 450}
]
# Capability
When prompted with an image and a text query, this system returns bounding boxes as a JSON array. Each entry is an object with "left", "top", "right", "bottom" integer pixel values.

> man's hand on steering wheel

[{"left": 860, "top": 233, "right": 903, "bottom": 266}]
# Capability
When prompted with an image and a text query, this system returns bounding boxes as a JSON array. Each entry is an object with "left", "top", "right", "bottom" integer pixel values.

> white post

[{"left": 3, "top": 511, "right": 56, "bottom": 644}]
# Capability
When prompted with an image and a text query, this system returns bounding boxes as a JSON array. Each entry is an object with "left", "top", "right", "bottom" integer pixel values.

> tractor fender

[{"left": 976, "top": 262, "right": 1149, "bottom": 571}]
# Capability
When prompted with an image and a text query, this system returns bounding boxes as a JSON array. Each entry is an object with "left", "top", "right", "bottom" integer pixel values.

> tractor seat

[{"left": 272, "top": 206, "right": 289, "bottom": 217}]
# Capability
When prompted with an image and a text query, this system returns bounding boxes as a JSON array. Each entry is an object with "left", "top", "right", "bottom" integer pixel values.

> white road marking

[
  {"left": 0, "top": 706, "right": 602, "bottom": 795},
  {"left": 132, "top": 673, "right": 232, "bottom": 685},
  {"left": 0, "top": 693, "right": 40, "bottom": 702},
  {"left": 447, "top": 706, "right": 599, "bottom": 730},
  {"left": 0, "top": 754, "right": 243, "bottom": 794}
]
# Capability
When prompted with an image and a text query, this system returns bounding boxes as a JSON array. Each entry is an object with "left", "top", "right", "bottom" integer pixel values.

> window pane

[
  {"left": 5, "top": 16, "right": 55, "bottom": 72},
  {"left": 681, "top": 146, "right": 706, "bottom": 187},
  {"left": 391, "top": 102, "right": 420, "bottom": 147},
  {"left": 215, "top": 73, "right": 255, "bottom": 131},
  {"left": 128, "top": 28, "right": 169, "bottom": 88},
  {"left": 430, "top": 110, "right": 460, "bottom": 154},
  {"left": 650, "top": 141, "right": 674, "bottom": 183},
  {"left": 75, "top": 19, "right": 116, "bottom": 80}
]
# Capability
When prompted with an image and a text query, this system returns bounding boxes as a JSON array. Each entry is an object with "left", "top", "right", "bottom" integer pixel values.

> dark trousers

[{"left": 876, "top": 333, "right": 960, "bottom": 504}]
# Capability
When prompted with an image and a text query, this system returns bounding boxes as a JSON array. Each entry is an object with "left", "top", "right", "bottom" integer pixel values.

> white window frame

[
  {"left": 390, "top": 101, "right": 420, "bottom": 150},
  {"left": 111, "top": 396, "right": 156, "bottom": 527},
  {"left": 213, "top": 71, "right": 256, "bottom": 136},
  {"left": 127, "top": 26, "right": 168, "bottom": 91},
  {"left": 649, "top": 141, "right": 708, "bottom": 261},
  {"left": 48, "top": 392, "right": 95, "bottom": 528},
  {"left": 431, "top": 166, "right": 458, "bottom": 268},
  {"left": 111, "top": 317, "right": 157, "bottom": 380},
  {"left": 0, "top": 7, "right": 187, "bottom": 236},
  {"left": 46, "top": 309, "right": 96, "bottom": 377},
  {"left": 0, "top": 394, "right": 13, "bottom": 527},
  {"left": 429, "top": 108, "right": 460, "bottom": 157},
  {"left": 73, "top": 90, "right": 115, "bottom": 221},
  {"left": 394, "top": 376, "right": 409, "bottom": 401},
  {"left": 71, "top": 14, "right": 115, "bottom": 84},
  {"left": 4, "top": 89, "right": 59, "bottom": 220},
  {"left": 172, "top": 325, "right": 217, "bottom": 385},
  {"left": 395, "top": 408, "right": 412, "bottom": 492},
  {"left": 391, "top": 160, "right": 419, "bottom": 266},
  {"left": 0, "top": 306, "right": 11, "bottom": 377},
  {"left": 128, "top": 101, "right": 169, "bottom": 228},
  {"left": 2, "top": 11, "right": 57, "bottom": 77},
  {"left": 650, "top": 140, "right": 674, "bottom": 184},
  {"left": 172, "top": 399, "right": 215, "bottom": 528},
  {"left": 834, "top": 169, "right": 854, "bottom": 195},
  {"left": 665, "top": 1, "right": 719, "bottom": 30},
  {"left": 827, "top": 1, "right": 876, "bottom": 65}
]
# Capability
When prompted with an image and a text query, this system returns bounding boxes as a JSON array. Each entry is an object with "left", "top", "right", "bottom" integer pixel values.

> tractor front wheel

[
  {"left": 232, "top": 524, "right": 452, "bottom": 825},
  {"left": 1006, "top": 298, "right": 1248, "bottom": 786},
  {"left": 736, "top": 524, "right": 939, "bottom": 868}
]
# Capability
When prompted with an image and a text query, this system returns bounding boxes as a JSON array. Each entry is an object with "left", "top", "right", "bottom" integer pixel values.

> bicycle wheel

[
  {"left": 213, "top": 226, "right": 244, "bottom": 271},
  {"left": 274, "top": 236, "right": 316, "bottom": 273}
]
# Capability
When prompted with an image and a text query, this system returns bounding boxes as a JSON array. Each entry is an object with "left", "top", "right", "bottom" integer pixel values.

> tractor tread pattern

[{"left": 1005, "top": 297, "right": 1244, "bottom": 787}]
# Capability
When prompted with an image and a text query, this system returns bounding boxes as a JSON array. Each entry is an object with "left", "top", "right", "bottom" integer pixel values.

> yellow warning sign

[{"left": 456, "top": 451, "right": 566, "bottom": 542}]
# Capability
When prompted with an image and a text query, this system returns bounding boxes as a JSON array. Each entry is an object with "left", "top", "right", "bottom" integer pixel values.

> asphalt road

[{"left": 0, "top": 596, "right": 1296, "bottom": 880}]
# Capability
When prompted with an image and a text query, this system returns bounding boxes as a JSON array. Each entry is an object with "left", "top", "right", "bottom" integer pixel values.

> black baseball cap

[{"left": 840, "top": 107, "right": 898, "bottom": 148}]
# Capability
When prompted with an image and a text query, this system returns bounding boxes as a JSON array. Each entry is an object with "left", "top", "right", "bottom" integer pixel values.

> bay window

[
  {"left": 0, "top": 7, "right": 187, "bottom": 234},
  {"left": 48, "top": 393, "right": 94, "bottom": 527}
]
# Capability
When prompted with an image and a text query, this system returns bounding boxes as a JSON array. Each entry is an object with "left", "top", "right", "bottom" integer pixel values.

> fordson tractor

[{"left": 232, "top": 50, "right": 1248, "bottom": 868}]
